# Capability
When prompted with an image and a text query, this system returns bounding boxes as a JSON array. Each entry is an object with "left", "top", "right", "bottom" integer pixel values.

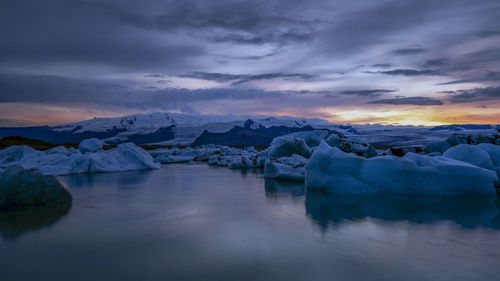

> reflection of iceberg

[
  {"left": 265, "top": 179, "right": 305, "bottom": 199},
  {"left": 305, "top": 190, "right": 500, "bottom": 230},
  {"left": 59, "top": 169, "right": 154, "bottom": 189},
  {"left": 0, "top": 205, "right": 71, "bottom": 240}
]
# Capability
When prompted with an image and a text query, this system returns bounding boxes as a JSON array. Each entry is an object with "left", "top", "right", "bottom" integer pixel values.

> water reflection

[
  {"left": 305, "top": 190, "right": 500, "bottom": 230},
  {"left": 234, "top": 167, "right": 265, "bottom": 178},
  {"left": 265, "top": 179, "right": 305, "bottom": 199},
  {"left": 60, "top": 169, "right": 153, "bottom": 188},
  {"left": 0, "top": 205, "right": 71, "bottom": 240},
  {"left": 1, "top": 166, "right": 500, "bottom": 281}
]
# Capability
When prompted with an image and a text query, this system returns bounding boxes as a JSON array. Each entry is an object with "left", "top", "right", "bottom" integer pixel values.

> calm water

[{"left": 1, "top": 164, "right": 500, "bottom": 281}]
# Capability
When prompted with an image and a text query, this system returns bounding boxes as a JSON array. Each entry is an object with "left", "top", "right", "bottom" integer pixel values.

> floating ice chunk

[
  {"left": 425, "top": 141, "right": 452, "bottom": 154},
  {"left": 478, "top": 144, "right": 500, "bottom": 187},
  {"left": 268, "top": 135, "right": 311, "bottom": 158},
  {"left": 443, "top": 144, "right": 494, "bottom": 170},
  {"left": 0, "top": 165, "right": 72, "bottom": 208},
  {"left": 0, "top": 143, "right": 159, "bottom": 176},
  {"left": 276, "top": 154, "right": 307, "bottom": 168},
  {"left": 325, "top": 134, "right": 377, "bottom": 157},
  {"left": 105, "top": 143, "right": 160, "bottom": 170},
  {"left": 264, "top": 161, "right": 305, "bottom": 181},
  {"left": 477, "top": 143, "right": 500, "bottom": 166},
  {"left": 78, "top": 138, "right": 103, "bottom": 153},
  {"left": 45, "top": 146, "right": 74, "bottom": 155},
  {"left": 305, "top": 141, "right": 497, "bottom": 195},
  {"left": 0, "top": 145, "right": 42, "bottom": 167},
  {"left": 156, "top": 154, "right": 194, "bottom": 164},
  {"left": 425, "top": 132, "right": 500, "bottom": 153}
]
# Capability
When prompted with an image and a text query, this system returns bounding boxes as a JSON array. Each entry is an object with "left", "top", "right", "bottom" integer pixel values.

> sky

[{"left": 0, "top": 0, "right": 499, "bottom": 126}]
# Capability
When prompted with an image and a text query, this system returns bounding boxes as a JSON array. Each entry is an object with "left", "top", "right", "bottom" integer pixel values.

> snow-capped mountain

[
  {"left": 3, "top": 112, "right": 496, "bottom": 147},
  {"left": 429, "top": 124, "right": 497, "bottom": 132},
  {"left": 0, "top": 112, "right": 347, "bottom": 146}
]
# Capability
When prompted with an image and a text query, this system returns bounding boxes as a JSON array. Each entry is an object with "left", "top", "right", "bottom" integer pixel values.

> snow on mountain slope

[
  {"left": 51, "top": 112, "right": 339, "bottom": 145},
  {"left": 53, "top": 112, "right": 332, "bottom": 133},
  {"left": 6, "top": 112, "right": 497, "bottom": 147},
  {"left": 52, "top": 112, "right": 177, "bottom": 134}
]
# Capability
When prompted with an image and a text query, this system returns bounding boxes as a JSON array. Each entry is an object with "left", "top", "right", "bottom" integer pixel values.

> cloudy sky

[{"left": 0, "top": 0, "right": 499, "bottom": 126}]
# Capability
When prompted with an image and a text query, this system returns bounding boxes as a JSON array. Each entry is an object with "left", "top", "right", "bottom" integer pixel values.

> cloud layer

[{"left": 0, "top": 0, "right": 499, "bottom": 125}]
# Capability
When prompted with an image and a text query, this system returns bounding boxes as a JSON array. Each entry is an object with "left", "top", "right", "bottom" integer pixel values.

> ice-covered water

[{"left": 1, "top": 164, "right": 500, "bottom": 281}]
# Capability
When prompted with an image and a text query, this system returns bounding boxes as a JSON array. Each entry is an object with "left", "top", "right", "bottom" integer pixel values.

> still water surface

[{"left": 1, "top": 164, "right": 500, "bottom": 281}]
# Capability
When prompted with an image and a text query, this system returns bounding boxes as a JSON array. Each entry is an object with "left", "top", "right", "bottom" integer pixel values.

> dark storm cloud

[
  {"left": 338, "top": 89, "right": 397, "bottom": 97},
  {"left": 477, "top": 30, "right": 500, "bottom": 37},
  {"left": 145, "top": 74, "right": 166, "bottom": 78},
  {"left": 437, "top": 70, "right": 500, "bottom": 85},
  {"left": 424, "top": 58, "right": 448, "bottom": 67},
  {"left": 431, "top": 48, "right": 500, "bottom": 79},
  {"left": 0, "top": 0, "right": 204, "bottom": 71},
  {"left": 371, "top": 64, "right": 393, "bottom": 68},
  {"left": 115, "top": 0, "right": 322, "bottom": 46},
  {"left": 449, "top": 86, "right": 500, "bottom": 103},
  {"left": 180, "top": 71, "right": 316, "bottom": 85},
  {"left": 391, "top": 48, "right": 426, "bottom": 55},
  {"left": 1, "top": 0, "right": 500, "bottom": 122},
  {"left": 233, "top": 52, "right": 279, "bottom": 61},
  {"left": 372, "top": 69, "right": 446, "bottom": 76},
  {"left": 0, "top": 71, "right": 284, "bottom": 110},
  {"left": 370, "top": 97, "right": 444, "bottom": 105},
  {"left": 315, "top": 0, "right": 480, "bottom": 55}
]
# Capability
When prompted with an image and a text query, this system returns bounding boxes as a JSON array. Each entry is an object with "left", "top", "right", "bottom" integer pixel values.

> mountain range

[{"left": 0, "top": 112, "right": 498, "bottom": 147}]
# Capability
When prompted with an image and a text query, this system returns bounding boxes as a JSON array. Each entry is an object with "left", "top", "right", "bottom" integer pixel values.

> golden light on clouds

[{"left": 318, "top": 104, "right": 500, "bottom": 126}]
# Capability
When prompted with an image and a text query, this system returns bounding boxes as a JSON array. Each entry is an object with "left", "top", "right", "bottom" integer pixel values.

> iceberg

[
  {"left": 443, "top": 144, "right": 494, "bottom": 170},
  {"left": 78, "top": 138, "right": 103, "bottom": 153},
  {"left": 0, "top": 165, "right": 72, "bottom": 208},
  {"left": 305, "top": 141, "right": 497, "bottom": 195},
  {"left": 264, "top": 161, "right": 305, "bottom": 181},
  {"left": 151, "top": 144, "right": 261, "bottom": 169},
  {"left": 264, "top": 130, "right": 376, "bottom": 181},
  {"left": 425, "top": 132, "right": 500, "bottom": 153},
  {"left": 156, "top": 154, "right": 194, "bottom": 164},
  {"left": 444, "top": 143, "right": 500, "bottom": 187},
  {"left": 0, "top": 139, "right": 160, "bottom": 176}
]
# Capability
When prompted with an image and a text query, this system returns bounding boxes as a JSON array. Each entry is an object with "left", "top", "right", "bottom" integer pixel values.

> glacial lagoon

[{"left": 1, "top": 164, "right": 500, "bottom": 281}]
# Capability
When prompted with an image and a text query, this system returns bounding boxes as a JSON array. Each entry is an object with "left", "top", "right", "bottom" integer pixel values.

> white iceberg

[
  {"left": 444, "top": 143, "right": 500, "bottom": 187},
  {"left": 443, "top": 144, "right": 494, "bottom": 170},
  {"left": 305, "top": 141, "right": 497, "bottom": 195},
  {"left": 78, "top": 138, "right": 103, "bottom": 153},
  {"left": 264, "top": 161, "right": 305, "bottom": 181},
  {"left": 425, "top": 132, "right": 500, "bottom": 154},
  {"left": 0, "top": 140, "right": 160, "bottom": 176},
  {"left": 264, "top": 130, "right": 376, "bottom": 181},
  {"left": 156, "top": 154, "right": 194, "bottom": 164},
  {"left": 151, "top": 144, "right": 260, "bottom": 169}
]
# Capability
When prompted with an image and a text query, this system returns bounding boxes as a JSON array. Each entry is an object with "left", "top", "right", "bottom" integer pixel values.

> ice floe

[
  {"left": 305, "top": 141, "right": 497, "bottom": 195},
  {"left": 78, "top": 138, "right": 103, "bottom": 153},
  {"left": 444, "top": 144, "right": 500, "bottom": 187},
  {"left": 425, "top": 132, "right": 500, "bottom": 154},
  {"left": 263, "top": 130, "right": 376, "bottom": 181},
  {"left": 0, "top": 165, "right": 72, "bottom": 208},
  {"left": 0, "top": 139, "right": 160, "bottom": 176}
]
